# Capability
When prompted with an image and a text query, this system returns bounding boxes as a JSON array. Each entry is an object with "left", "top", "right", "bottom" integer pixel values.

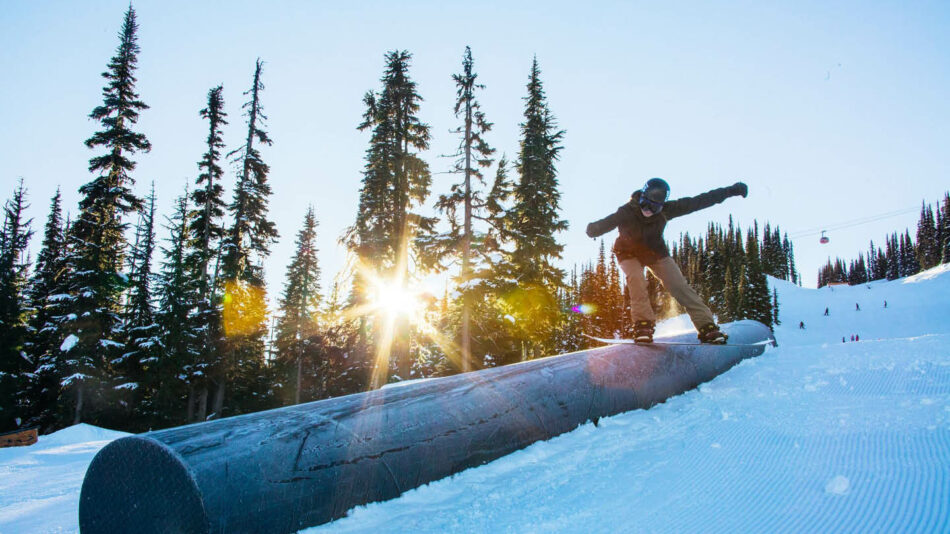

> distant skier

[
  {"left": 842, "top": 336, "right": 846, "bottom": 343},
  {"left": 799, "top": 321, "right": 805, "bottom": 329},
  {"left": 884, "top": 300, "right": 888, "bottom": 308},
  {"left": 855, "top": 334, "right": 860, "bottom": 342},
  {"left": 585, "top": 177, "right": 748, "bottom": 344},
  {"left": 824, "top": 307, "right": 829, "bottom": 316},
  {"left": 851, "top": 334, "right": 855, "bottom": 341},
  {"left": 855, "top": 303, "right": 860, "bottom": 311}
]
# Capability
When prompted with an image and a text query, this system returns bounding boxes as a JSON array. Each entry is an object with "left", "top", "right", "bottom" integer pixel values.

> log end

[{"left": 79, "top": 435, "right": 209, "bottom": 534}]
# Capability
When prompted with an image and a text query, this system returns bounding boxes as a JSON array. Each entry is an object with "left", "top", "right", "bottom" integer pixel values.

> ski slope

[{"left": 2, "top": 265, "right": 949, "bottom": 533}]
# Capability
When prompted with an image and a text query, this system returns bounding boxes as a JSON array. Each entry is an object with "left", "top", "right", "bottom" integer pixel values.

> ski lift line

[{"left": 787, "top": 206, "right": 919, "bottom": 239}]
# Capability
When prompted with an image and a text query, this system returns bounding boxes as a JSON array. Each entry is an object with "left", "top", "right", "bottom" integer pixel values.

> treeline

[
  {"left": 0, "top": 7, "right": 572, "bottom": 433},
  {"left": 817, "top": 193, "right": 950, "bottom": 287},
  {"left": 557, "top": 219, "right": 797, "bottom": 349}
]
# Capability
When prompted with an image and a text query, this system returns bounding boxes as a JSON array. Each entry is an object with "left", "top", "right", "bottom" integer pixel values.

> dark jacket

[{"left": 586, "top": 184, "right": 743, "bottom": 264}]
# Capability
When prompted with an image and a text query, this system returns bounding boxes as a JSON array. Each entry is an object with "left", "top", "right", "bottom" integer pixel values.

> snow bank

[{"left": 0, "top": 424, "right": 128, "bottom": 533}]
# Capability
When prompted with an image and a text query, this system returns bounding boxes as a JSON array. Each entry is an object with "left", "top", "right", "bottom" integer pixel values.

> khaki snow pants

[{"left": 619, "top": 256, "right": 715, "bottom": 329}]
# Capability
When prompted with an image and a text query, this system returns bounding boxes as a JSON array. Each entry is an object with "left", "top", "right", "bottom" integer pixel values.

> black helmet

[{"left": 639, "top": 178, "right": 670, "bottom": 212}]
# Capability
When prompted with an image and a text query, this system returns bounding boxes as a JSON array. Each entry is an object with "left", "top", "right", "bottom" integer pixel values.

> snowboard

[{"left": 583, "top": 333, "right": 772, "bottom": 347}]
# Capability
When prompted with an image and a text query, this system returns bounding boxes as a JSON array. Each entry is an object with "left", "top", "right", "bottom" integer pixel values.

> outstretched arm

[
  {"left": 586, "top": 207, "right": 624, "bottom": 238},
  {"left": 663, "top": 182, "right": 747, "bottom": 219}
]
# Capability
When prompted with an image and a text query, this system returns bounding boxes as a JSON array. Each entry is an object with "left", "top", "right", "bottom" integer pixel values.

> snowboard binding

[
  {"left": 698, "top": 323, "right": 728, "bottom": 344},
  {"left": 633, "top": 320, "right": 655, "bottom": 343}
]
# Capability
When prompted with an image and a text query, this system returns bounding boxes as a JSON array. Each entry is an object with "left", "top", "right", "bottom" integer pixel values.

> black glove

[
  {"left": 586, "top": 223, "right": 597, "bottom": 238},
  {"left": 731, "top": 182, "right": 748, "bottom": 198}
]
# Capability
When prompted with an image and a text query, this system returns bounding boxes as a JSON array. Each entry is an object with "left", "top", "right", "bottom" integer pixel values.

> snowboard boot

[
  {"left": 633, "top": 320, "right": 655, "bottom": 343},
  {"left": 698, "top": 323, "right": 728, "bottom": 344}
]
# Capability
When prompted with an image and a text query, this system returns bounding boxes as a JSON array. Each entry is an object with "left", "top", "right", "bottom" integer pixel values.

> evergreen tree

[
  {"left": 435, "top": 46, "right": 495, "bottom": 372},
  {"left": 0, "top": 181, "right": 33, "bottom": 431},
  {"left": 772, "top": 287, "right": 781, "bottom": 327},
  {"left": 738, "top": 229, "right": 772, "bottom": 326},
  {"left": 274, "top": 207, "right": 322, "bottom": 405},
  {"left": 217, "top": 59, "right": 278, "bottom": 418},
  {"left": 900, "top": 230, "right": 919, "bottom": 276},
  {"left": 916, "top": 202, "right": 939, "bottom": 270},
  {"left": 498, "top": 57, "right": 566, "bottom": 359},
  {"left": 885, "top": 234, "right": 899, "bottom": 280},
  {"left": 783, "top": 234, "right": 798, "bottom": 284},
  {"left": 24, "top": 189, "right": 68, "bottom": 430},
  {"left": 114, "top": 184, "right": 159, "bottom": 427},
  {"left": 154, "top": 193, "right": 199, "bottom": 426},
  {"left": 940, "top": 192, "right": 950, "bottom": 263},
  {"left": 56, "top": 6, "right": 150, "bottom": 426},
  {"left": 187, "top": 85, "right": 229, "bottom": 421},
  {"left": 347, "top": 50, "right": 433, "bottom": 384}
]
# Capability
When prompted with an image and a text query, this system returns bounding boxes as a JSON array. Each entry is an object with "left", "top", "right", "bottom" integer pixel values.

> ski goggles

[{"left": 638, "top": 195, "right": 664, "bottom": 214}]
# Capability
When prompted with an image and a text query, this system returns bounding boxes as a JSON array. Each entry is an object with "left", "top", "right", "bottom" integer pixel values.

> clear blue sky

[{"left": 2, "top": 0, "right": 948, "bottom": 299}]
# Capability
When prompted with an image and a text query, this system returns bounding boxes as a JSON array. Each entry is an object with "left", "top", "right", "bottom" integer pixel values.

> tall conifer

[
  {"left": 217, "top": 59, "right": 278, "bottom": 418},
  {"left": 436, "top": 46, "right": 495, "bottom": 372},
  {"left": 25, "top": 190, "right": 68, "bottom": 429},
  {"left": 114, "top": 184, "right": 158, "bottom": 426},
  {"left": 500, "top": 57, "right": 566, "bottom": 358},
  {"left": 274, "top": 207, "right": 322, "bottom": 405},
  {"left": 57, "top": 6, "right": 150, "bottom": 426},
  {"left": 188, "top": 85, "right": 229, "bottom": 420},
  {"left": 348, "top": 50, "right": 432, "bottom": 384},
  {"left": 0, "top": 182, "right": 33, "bottom": 431},
  {"left": 155, "top": 193, "right": 199, "bottom": 425}
]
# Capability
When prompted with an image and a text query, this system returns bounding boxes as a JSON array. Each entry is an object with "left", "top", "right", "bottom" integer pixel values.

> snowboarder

[
  {"left": 799, "top": 321, "right": 805, "bottom": 329},
  {"left": 585, "top": 177, "right": 748, "bottom": 344},
  {"left": 824, "top": 307, "right": 829, "bottom": 316}
]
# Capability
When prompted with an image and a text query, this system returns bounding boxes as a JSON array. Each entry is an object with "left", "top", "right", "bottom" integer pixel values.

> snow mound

[{"left": 36, "top": 423, "right": 128, "bottom": 449}]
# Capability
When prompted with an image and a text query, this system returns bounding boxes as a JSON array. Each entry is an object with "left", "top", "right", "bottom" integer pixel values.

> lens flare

[{"left": 571, "top": 303, "right": 597, "bottom": 315}]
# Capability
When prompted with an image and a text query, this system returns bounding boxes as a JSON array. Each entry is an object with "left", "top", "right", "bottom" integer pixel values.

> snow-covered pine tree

[
  {"left": 885, "top": 233, "right": 899, "bottom": 280},
  {"left": 114, "top": 184, "right": 159, "bottom": 428},
  {"left": 738, "top": 228, "right": 772, "bottom": 326},
  {"left": 187, "top": 85, "right": 229, "bottom": 421},
  {"left": 916, "top": 202, "right": 939, "bottom": 270},
  {"left": 783, "top": 233, "right": 798, "bottom": 284},
  {"left": 56, "top": 5, "right": 151, "bottom": 427},
  {"left": 154, "top": 193, "right": 199, "bottom": 427},
  {"left": 274, "top": 207, "right": 322, "bottom": 405},
  {"left": 0, "top": 181, "right": 33, "bottom": 432},
  {"left": 940, "top": 192, "right": 950, "bottom": 264},
  {"left": 900, "top": 230, "right": 919, "bottom": 277},
  {"left": 24, "top": 189, "right": 69, "bottom": 431},
  {"left": 217, "top": 59, "right": 278, "bottom": 419},
  {"left": 348, "top": 50, "right": 433, "bottom": 384},
  {"left": 435, "top": 46, "right": 496, "bottom": 373},
  {"left": 772, "top": 287, "right": 781, "bottom": 327},
  {"left": 875, "top": 245, "right": 888, "bottom": 281}
]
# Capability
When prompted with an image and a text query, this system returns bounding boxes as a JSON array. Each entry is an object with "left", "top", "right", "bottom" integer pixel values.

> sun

[{"left": 371, "top": 280, "right": 427, "bottom": 321}]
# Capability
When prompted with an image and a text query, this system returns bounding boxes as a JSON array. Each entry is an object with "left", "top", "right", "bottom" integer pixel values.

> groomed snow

[
  {"left": 0, "top": 424, "right": 127, "bottom": 533},
  {"left": 1, "top": 265, "right": 948, "bottom": 533}
]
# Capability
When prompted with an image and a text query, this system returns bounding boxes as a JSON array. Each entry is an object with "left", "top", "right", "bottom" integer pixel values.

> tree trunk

[
  {"left": 461, "top": 94, "right": 473, "bottom": 373},
  {"left": 187, "top": 384, "right": 195, "bottom": 423},
  {"left": 211, "top": 380, "right": 225, "bottom": 419},
  {"left": 73, "top": 385, "right": 84, "bottom": 425},
  {"left": 197, "top": 387, "right": 208, "bottom": 421},
  {"left": 295, "top": 356, "right": 302, "bottom": 405}
]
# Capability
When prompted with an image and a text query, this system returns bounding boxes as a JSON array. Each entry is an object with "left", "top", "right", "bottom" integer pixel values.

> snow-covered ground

[{"left": 2, "top": 265, "right": 949, "bottom": 533}]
